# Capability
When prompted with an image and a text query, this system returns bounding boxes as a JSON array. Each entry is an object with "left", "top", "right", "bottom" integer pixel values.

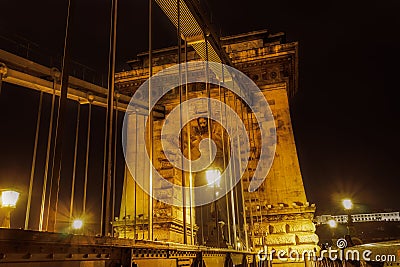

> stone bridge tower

[
  {"left": 221, "top": 30, "right": 318, "bottom": 258},
  {"left": 114, "top": 30, "right": 318, "bottom": 258}
]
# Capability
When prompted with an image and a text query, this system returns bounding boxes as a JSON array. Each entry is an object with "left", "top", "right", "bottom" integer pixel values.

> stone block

[
  {"left": 269, "top": 222, "right": 287, "bottom": 234},
  {"left": 251, "top": 237, "right": 263, "bottom": 246},
  {"left": 286, "top": 221, "right": 316, "bottom": 233},
  {"left": 265, "top": 233, "right": 296, "bottom": 245},
  {"left": 158, "top": 168, "right": 175, "bottom": 178},
  {"left": 259, "top": 224, "right": 269, "bottom": 234},
  {"left": 295, "top": 233, "right": 319, "bottom": 245}
]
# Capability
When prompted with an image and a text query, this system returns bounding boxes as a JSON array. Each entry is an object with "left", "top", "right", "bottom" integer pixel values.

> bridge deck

[{"left": 0, "top": 229, "right": 254, "bottom": 265}]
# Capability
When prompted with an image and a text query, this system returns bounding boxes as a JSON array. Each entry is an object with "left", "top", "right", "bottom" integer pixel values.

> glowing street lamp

[
  {"left": 205, "top": 169, "right": 221, "bottom": 187},
  {"left": 1, "top": 190, "right": 20, "bottom": 208},
  {"left": 0, "top": 190, "right": 20, "bottom": 228},
  {"left": 342, "top": 199, "right": 353, "bottom": 210},
  {"left": 328, "top": 219, "right": 337, "bottom": 228},
  {"left": 205, "top": 169, "right": 222, "bottom": 246},
  {"left": 72, "top": 219, "right": 84, "bottom": 230},
  {"left": 327, "top": 219, "right": 337, "bottom": 243},
  {"left": 342, "top": 199, "right": 353, "bottom": 235}
]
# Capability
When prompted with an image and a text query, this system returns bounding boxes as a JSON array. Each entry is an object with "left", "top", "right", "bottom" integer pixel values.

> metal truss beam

[{"left": 0, "top": 49, "right": 165, "bottom": 117}]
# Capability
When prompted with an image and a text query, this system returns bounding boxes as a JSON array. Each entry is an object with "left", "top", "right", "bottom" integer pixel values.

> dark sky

[{"left": 0, "top": 0, "right": 400, "bottom": 227}]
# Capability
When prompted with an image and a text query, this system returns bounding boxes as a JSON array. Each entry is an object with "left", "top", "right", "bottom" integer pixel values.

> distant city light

[
  {"left": 342, "top": 199, "right": 353, "bottom": 210},
  {"left": 205, "top": 169, "right": 221, "bottom": 187},
  {"left": 72, "top": 219, "right": 84, "bottom": 230},
  {"left": 0, "top": 190, "right": 20, "bottom": 208},
  {"left": 328, "top": 219, "right": 337, "bottom": 228}
]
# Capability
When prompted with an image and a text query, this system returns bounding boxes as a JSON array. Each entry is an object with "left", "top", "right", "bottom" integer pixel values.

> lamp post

[
  {"left": 0, "top": 190, "right": 20, "bottom": 228},
  {"left": 205, "top": 169, "right": 222, "bottom": 247},
  {"left": 342, "top": 199, "right": 353, "bottom": 236},
  {"left": 328, "top": 219, "right": 337, "bottom": 245}
]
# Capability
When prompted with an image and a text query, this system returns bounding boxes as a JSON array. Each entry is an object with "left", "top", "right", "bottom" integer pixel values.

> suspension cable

[
  {"left": 142, "top": 115, "right": 146, "bottom": 240},
  {"left": 147, "top": 0, "right": 154, "bottom": 241},
  {"left": 123, "top": 163, "right": 127, "bottom": 239},
  {"left": 177, "top": 0, "right": 188, "bottom": 244},
  {"left": 237, "top": 99, "right": 249, "bottom": 250},
  {"left": 245, "top": 109, "right": 255, "bottom": 246},
  {"left": 25, "top": 91, "right": 43, "bottom": 230},
  {"left": 133, "top": 111, "right": 138, "bottom": 240},
  {"left": 225, "top": 89, "right": 238, "bottom": 249},
  {"left": 69, "top": 100, "right": 81, "bottom": 226},
  {"left": 83, "top": 96, "right": 93, "bottom": 216},
  {"left": 102, "top": 0, "right": 118, "bottom": 236},
  {"left": 219, "top": 68, "right": 232, "bottom": 246},
  {"left": 184, "top": 39, "right": 195, "bottom": 245},
  {"left": 248, "top": 112, "right": 263, "bottom": 233},
  {"left": 40, "top": 80, "right": 57, "bottom": 231},
  {"left": 112, "top": 92, "right": 120, "bottom": 236},
  {"left": 232, "top": 93, "right": 242, "bottom": 248},
  {"left": 101, "top": 122, "right": 107, "bottom": 234},
  {"left": 46, "top": 0, "right": 74, "bottom": 232},
  {"left": 204, "top": 33, "right": 216, "bottom": 246}
]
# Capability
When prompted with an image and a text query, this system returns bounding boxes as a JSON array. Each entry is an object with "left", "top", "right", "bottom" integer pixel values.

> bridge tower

[
  {"left": 114, "top": 30, "right": 318, "bottom": 257},
  {"left": 222, "top": 30, "right": 319, "bottom": 258}
]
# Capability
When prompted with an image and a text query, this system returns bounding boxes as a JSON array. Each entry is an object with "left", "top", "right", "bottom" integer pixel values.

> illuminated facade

[
  {"left": 114, "top": 30, "right": 318, "bottom": 255},
  {"left": 315, "top": 212, "right": 400, "bottom": 224}
]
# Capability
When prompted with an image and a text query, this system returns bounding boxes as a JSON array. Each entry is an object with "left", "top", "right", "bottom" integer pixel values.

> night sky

[{"left": 0, "top": 0, "right": 400, "bottom": 228}]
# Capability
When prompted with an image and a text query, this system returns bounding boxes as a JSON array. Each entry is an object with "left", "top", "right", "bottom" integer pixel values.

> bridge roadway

[
  {"left": 0, "top": 228, "right": 257, "bottom": 267},
  {"left": 2, "top": 228, "right": 398, "bottom": 267}
]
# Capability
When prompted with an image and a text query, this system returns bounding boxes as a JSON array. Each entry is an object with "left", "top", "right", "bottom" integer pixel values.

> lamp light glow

[
  {"left": 342, "top": 199, "right": 353, "bottom": 210},
  {"left": 1, "top": 190, "right": 20, "bottom": 208},
  {"left": 205, "top": 169, "right": 221, "bottom": 187},
  {"left": 72, "top": 219, "right": 83, "bottom": 230},
  {"left": 328, "top": 219, "right": 337, "bottom": 228}
]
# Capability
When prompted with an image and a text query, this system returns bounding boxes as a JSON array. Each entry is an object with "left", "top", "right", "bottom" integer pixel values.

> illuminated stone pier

[{"left": 114, "top": 30, "right": 318, "bottom": 259}]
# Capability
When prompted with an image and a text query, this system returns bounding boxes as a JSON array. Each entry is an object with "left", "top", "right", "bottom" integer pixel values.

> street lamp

[
  {"left": 328, "top": 219, "right": 337, "bottom": 228},
  {"left": 1, "top": 190, "right": 20, "bottom": 208},
  {"left": 342, "top": 199, "right": 353, "bottom": 236},
  {"left": 342, "top": 199, "right": 353, "bottom": 210},
  {"left": 0, "top": 190, "right": 20, "bottom": 228},
  {"left": 205, "top": 169, "right": 221, "bottom": 187},
  {"left": 72, "top": 219, "right": 84, "bottom": 230},
  {"left": 328, "top": 219, "right": 337, "bottom": 243},
  {"left": 205, "top": 169, "right": 222, "bottom": 247}
]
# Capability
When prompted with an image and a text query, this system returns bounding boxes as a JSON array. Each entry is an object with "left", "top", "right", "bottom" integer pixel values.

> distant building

[{"left": 315, "top": 212, "right": 400, "bottom": 225}]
